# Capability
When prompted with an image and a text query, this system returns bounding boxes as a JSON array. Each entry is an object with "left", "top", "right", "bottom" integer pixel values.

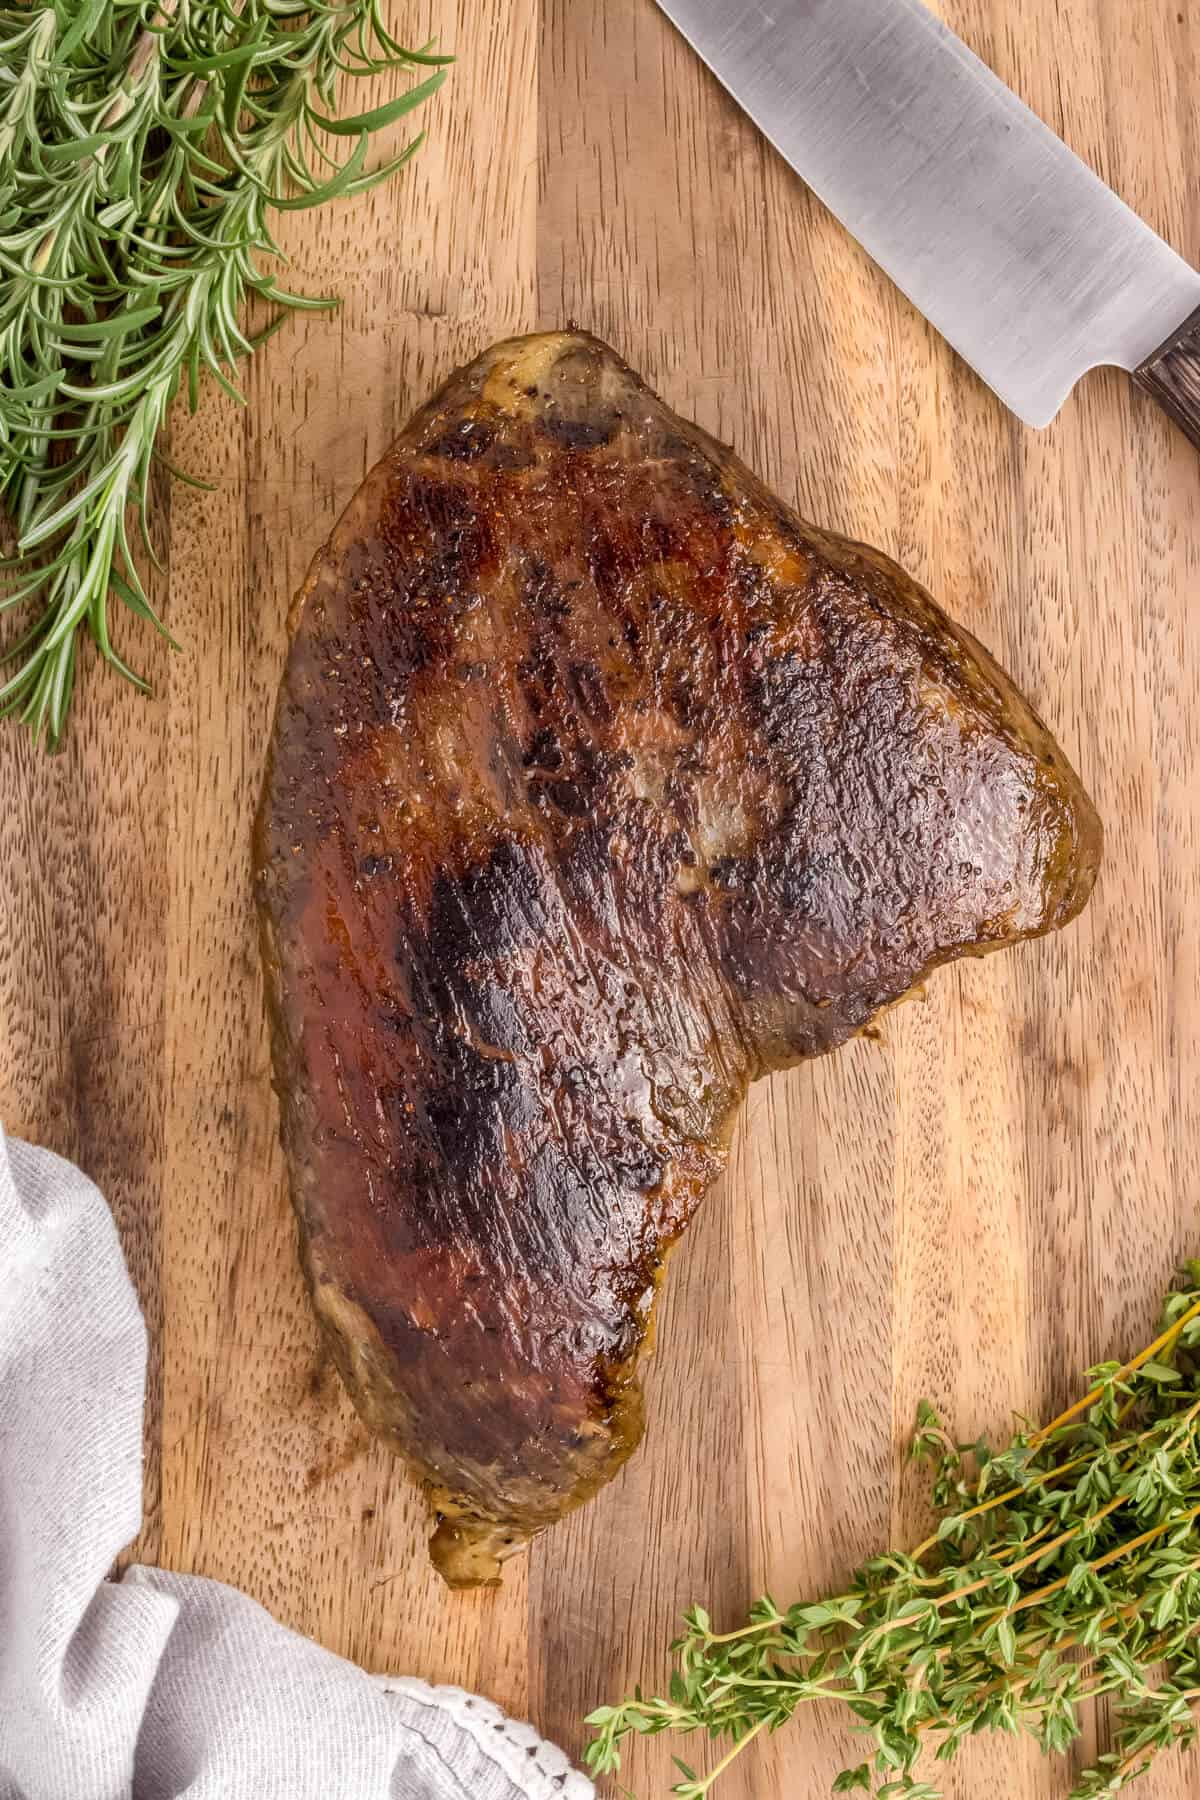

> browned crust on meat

[{"left": 255, "top": 331, "right": 1101, "bottom": 1585}]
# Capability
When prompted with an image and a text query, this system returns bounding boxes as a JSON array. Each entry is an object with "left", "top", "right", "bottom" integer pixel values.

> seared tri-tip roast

[{"left": 256, "top": 331, "right": 1101, "bottom": 1586}]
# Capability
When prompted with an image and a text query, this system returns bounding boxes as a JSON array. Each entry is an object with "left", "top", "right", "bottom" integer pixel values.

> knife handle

[{"left": 1135, "top": 305, "right": 1200, "bottom": 449}]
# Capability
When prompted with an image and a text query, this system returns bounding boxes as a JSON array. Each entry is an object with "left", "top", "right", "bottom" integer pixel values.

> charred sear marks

[
  {"left": 257, "top": 329, "right": 1101, "bottom": 1588},
  {"left": 425, "top": 420, "right": 496, "bottom": 462},
  {"left": 540, "top": 415, "right": 613, "bottom": 451}
]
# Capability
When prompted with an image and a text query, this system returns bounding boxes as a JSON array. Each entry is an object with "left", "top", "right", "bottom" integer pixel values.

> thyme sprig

[
  {"left": 586, "top": 1266, "right": 1200, "bottom": 1799},
  {"left": 0, "top": 0, "right": 447, "bottom": 746}
]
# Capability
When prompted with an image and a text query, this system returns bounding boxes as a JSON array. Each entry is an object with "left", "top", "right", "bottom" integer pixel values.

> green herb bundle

[
  {"left": 0, "top": 0, "right": 446, "bottom": 747},
  {"left": 586, "top": 1268, "right": 1200, "bottom": 1799}
]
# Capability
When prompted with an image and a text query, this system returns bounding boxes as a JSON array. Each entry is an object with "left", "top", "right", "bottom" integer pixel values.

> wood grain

[{"left": 2, "top": 1, "right": 1199, "bottom": 1795}]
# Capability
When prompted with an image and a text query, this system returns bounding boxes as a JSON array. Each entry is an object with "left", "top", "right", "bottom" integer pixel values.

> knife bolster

[{"left": 1135, "top": 305, "right": 1200, "bottom": 449}]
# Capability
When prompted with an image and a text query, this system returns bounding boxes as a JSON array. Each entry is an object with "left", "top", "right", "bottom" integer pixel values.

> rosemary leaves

[
  {"left": 0, "top": 1, "right": 446, "bottom": 746},
  {"left": 586, "top": 1267, "right": 1200, "bottom": 1799}
]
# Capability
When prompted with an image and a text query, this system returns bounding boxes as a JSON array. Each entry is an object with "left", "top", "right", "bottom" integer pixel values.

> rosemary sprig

[
  {"left": 586, "top": 1265, "right": 1200, "bottom": 1799},
  {"left": 0, "top": 0, "right": 447, "bottom": 747}
]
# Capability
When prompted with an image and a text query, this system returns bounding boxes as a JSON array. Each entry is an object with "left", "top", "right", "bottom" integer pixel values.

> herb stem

[
  {"left": 1031, "top": 1296, "right": 1200, "bottom": 1447},
  {"left": 701, "top": 1621, "right": 781, "bottom": 1647},
  {"left": 691, "top": 1717, "right": 771, "bottom": 1796}
]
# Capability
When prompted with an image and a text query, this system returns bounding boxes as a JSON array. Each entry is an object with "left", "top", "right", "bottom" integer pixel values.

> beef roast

[{"left": 255, "top": 331, "right": 1101, "bottom": 1586}]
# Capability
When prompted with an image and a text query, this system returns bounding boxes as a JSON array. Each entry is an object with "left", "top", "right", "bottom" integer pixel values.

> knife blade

[{"left": 655, "top": 0, "right": 1200, "bottom": 445}]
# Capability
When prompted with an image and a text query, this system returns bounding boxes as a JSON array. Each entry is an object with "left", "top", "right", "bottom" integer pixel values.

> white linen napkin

[{"left": 0, "top": 1128, "right": 593, "bottom": 1800}]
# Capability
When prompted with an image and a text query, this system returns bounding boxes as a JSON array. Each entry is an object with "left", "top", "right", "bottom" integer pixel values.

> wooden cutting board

[{"left": 3, "top": 2, "right": 1199, "bottom": 1795}]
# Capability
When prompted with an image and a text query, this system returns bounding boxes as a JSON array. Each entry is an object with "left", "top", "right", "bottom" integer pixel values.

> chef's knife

[{"left": 654, "top": 0, "right": 1200, "bottom": 447}]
